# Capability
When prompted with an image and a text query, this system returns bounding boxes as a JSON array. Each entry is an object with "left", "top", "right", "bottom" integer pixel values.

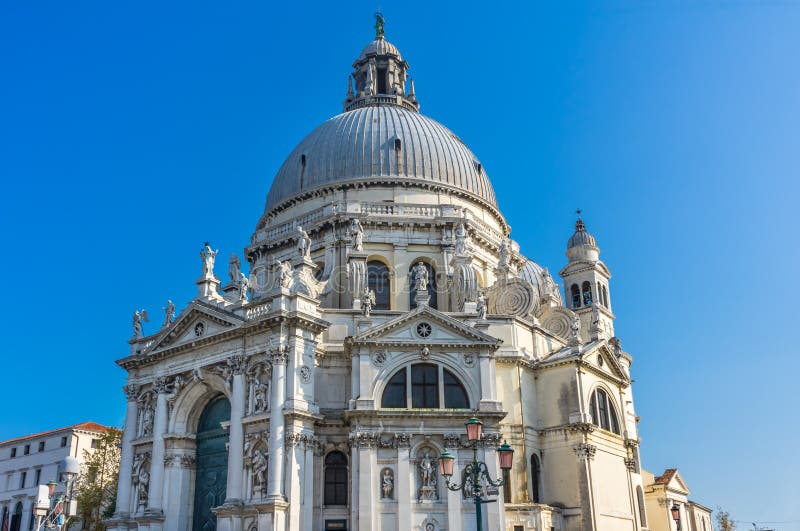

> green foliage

[
  {"left": 716, "top": 508, "right": 736, "bottom": 531},
  {"left": 73, "top": 428, "right": 122, "bottom": 531}
]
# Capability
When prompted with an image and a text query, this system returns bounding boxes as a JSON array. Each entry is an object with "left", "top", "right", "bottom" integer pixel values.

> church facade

[{"left": 107, "top": 20, "right": 649, "bottom": 531}]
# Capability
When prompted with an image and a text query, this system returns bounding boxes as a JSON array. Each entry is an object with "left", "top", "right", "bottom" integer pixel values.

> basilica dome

[{"left": 264, "top": 105, "right": 497, "bottom": 211}]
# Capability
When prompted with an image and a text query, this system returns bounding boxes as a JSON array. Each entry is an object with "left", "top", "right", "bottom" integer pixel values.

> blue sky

[{"left": 1, "top": 0, "right": 797, "bottom": 528}]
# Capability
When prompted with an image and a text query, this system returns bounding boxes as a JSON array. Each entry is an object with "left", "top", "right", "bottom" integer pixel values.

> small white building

[
  {"left": 0, "top": 421, "right": 110, "bottom": 531},
  {"left": 643, "top": 469, "right": 714, "bottom": 531}
]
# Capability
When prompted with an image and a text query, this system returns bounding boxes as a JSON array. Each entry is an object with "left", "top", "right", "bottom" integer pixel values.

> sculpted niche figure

[
  {"left": 454, "top": 222, "right": 469, "bottom": 256},
  {"left": 200, "top": 242, "right": 218, "bottom": 277},
  {"left": 361, "top": 287, "right": 375, "bottom": 317},
  {"left": 381, "top": 468, "right": 394, "bottom": 499},
  {"left": 413, "top": 262, "right": 429, "bottom": 292},
  {"left": 251, "top": 449, "right": 268, "bottom": 493}
]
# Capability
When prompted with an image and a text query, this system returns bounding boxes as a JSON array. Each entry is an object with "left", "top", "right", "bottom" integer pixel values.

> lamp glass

[
  {"left": 47, "top": 481, "right": 57, "bottom": 496},
  {"left": 497, "top": 442, "right": 514, "bottom": 470},
  {"left": 438, "top": 450, "right": 455, "bottom": 477},
  {"left": 465, "top": 417, "right": 483, "bottom": 442},
  {"left": 671, "top": 505, "right": 680, "bottom": 522}
]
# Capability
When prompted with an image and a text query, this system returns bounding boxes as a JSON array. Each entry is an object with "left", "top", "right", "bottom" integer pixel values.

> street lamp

[
  {"left": 671, "top": 503, "right": 681, "bottom": 531},
  {"left": 438, "top": 416, "right": 515, "bottom": 531},
  {"left": 55, "top": 456, "right": 80, "bottom": 528}
]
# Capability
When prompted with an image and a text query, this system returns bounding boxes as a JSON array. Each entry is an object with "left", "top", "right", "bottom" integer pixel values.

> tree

[
  {"left": 716, "top": 508, "right": 737, "bottom": 531},
  {"left": 73, "top": 428, "right": 122, "bottom": 530}
]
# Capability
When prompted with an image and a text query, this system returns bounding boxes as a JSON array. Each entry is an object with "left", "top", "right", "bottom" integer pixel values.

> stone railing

[
  {"left": 359, "top": 202, "right": 441, "bottom": 218},
  {"left": 254, "top": 206, "right": 328, "bottom": 244},
  {"left": 245, "top": 303, "right": 271, "bottom": 321}
]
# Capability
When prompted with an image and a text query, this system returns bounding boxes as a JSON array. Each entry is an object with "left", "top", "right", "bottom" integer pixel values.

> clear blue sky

[{"left": 1, "top": 1, "right": 797, "bottom": 528}]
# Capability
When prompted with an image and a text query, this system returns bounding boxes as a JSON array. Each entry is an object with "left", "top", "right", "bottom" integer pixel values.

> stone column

[
  {"left": 115, "top": 384, "right": 139, "bottom": 517},
  {"left": 147, "top": 378, "right": 170, "bottom": 515},
  {"left": 445, "top": 447, "right": 462, "bottom": 531},
  {"left": 267, "top": 346, "right": 288, "bottom": 500},
  {"left": 286, "top": 433, "right": 304, "bottom": 531},
  {"left": 395, "top": 435, "right": 411, "bottom": 531},
  {"left": 482, "top": 445, "right": 506, "bottom": 531},
  {"left": 226, "top": 355, "right": 247, "bottom": 504},
  {"left": 356, "top": 437, "right": 375, "bottom": 531},
  {"left": 302, "top": 440, "right": 315, "bottom": 531}
]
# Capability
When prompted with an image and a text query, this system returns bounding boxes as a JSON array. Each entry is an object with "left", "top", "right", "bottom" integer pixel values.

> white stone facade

[
  {"left": 0, "top": 422, "right": 110, "bottom": 531},
  {"left": 108, "top": 21, "right": 653, "bottom": 531}
]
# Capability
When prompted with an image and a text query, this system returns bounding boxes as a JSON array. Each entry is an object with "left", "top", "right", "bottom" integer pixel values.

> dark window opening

[
  {"left": 10, "top": 448, "right": 16, "bottom": 458},
  {"left": 589, "top": 389, "right": 620, "bottom": 435},
  {"left": 570, "top": 284, "right": 580, "bottom": 309},
  {"left": 367, "top": 261, "right": 391, "bottom": 310},
  {"left": 300, "top": 154, "right": 306, "bottom": 189},
  {"left": 582, "top": 281, "right": 592, "bottom": 306},
  {"left": 324, "top": 452, "right": 348, "bottom": 506},
  {"left": 60, "top": 437, "right": 67, "bottom": 447},
  {"left": 411, "top": 364, "right": 439, "bottom": 408},
  {"left": 37, "top": 441, "right": 44, "bottom": 452},
  {"left": 377, "top": 67, "right": 387, "bottom": 93},
  {"left": 23, "top": 445, "right": 29, "bottom": 455},
  {"left": 34, "top": 469, "right": 41, "bottom": 486},
  {"left": 443, "top": 369, "right": 469, "bottom": 408},
  {"left": 382, "top": 369, "right": 407, "bottom": 408},
  {"left": 19, "top": 471, "right": 26, "bottom": 489},
  {"left": 530, "top": 454, "right": 541, "bottom": 503}
]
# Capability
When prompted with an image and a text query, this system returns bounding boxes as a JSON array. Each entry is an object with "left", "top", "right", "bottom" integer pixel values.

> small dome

[
  {"left": 359, "top": 38, "right": 402, "bottom": 60},
  {"left": 519, "top": 259, "right": 563, "bottom": 305},
  {"left": 567, "top": 218, "right": 597, "bottom": 249}
]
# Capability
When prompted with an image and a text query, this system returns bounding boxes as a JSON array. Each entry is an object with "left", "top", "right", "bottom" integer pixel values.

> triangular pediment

[
  {"left": 589, "top": 343, "right": 629, "bottom": 383},
  {"left": 146, "top": 301, "right": 244, "bottom": 353},
  {"left": 354, "top": 306, "right": 500, "bottom": 348},
  {"left": 667, "top": 471, "right": 691, "bottom": 495}
]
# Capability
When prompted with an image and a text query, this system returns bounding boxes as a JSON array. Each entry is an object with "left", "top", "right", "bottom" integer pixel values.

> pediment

[
  {"left": 354, "top": 306, "right": 500, "bottom": 349},
  {"left": 584, "top": 343, "right": 629, "bottom": 383},
  {"left": 667, "top": 471, "right": 691, "bottom": 494},
  {"left": 146, "top": 302, "right": 244, "bottom": 353}
]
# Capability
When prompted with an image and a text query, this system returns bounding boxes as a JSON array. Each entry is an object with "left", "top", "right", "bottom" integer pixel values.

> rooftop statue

[
  {"left": 200, "top": 242, "right": 218, "bottom": 278},
  {"left": 132, "top": 309, "right": 148, "bottom": 339},
  {"left": 229, "top": 253, "right": 241, "bottom": 283},
  {"left": 162, "top": 300, "right": 175, "bottom": 328},
  {"left": 296, "top": 226, "right": 311, "bottom": 259}
]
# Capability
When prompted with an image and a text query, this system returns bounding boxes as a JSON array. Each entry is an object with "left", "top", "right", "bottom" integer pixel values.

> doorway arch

[{"left": 192, "top": 395, "right": 230, "bottom": 531}]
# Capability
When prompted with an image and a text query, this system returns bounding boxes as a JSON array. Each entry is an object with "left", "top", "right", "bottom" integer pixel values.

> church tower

[{"left": 560, "top": 212, "right": 615, "bottom": 340}]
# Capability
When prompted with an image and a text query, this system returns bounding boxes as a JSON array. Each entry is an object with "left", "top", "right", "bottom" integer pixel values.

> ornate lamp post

[
  {"left": 671, "top": 503, "right": 681, "bottom": 531},
  {"left": 438, "top": 417, "right": 514, "bottom": 531}
]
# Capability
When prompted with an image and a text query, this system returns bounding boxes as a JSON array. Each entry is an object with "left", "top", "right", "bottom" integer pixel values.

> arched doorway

[
  {"left": 9, "top": 501, "right": 22, "bottom": 531},
  {"left": 192, "top": 395, "right": 230, "bottom": 531}
]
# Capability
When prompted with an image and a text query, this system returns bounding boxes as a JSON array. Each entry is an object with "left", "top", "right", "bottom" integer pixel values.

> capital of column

[
  {"left": 227, "top": 354, "right": 248, "bottom": 375},
  {"left": 269, "top": 345, "right": 289, "bottom": 365},
  {"left": 123, "top": 384, "right": 140, "bottom": 401},
  {"left": 152, "top": 377, "right": 170, "bottom": 394}
]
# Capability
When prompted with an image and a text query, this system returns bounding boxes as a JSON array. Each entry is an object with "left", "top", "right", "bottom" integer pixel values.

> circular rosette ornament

[{"left": 486, "top": 278, "right": 539, "bottom": 320}]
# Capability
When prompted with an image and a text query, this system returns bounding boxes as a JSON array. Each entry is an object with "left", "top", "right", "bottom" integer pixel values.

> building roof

[
  {"left": 358, "top": 37, "right": 402, "bottom": 60},
  {"left": 0, "top": 422, "right": 111, "bottom": 446},
  {"left": 654, "top": 468, "right": 678, "bottom": 485},
  {"left": 567, "top": 217, "right": 597, "bottom": 249},
  {"left": 264, "top": 104, "right": 498, "bottom": 211}
]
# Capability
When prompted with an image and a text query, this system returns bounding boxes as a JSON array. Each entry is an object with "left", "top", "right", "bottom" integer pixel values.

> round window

[{"left": 415, "top": 322, "right": 432, "bottom": 338}]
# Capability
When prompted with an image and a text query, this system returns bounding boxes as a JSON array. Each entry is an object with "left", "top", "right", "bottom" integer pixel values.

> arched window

[
  {"left": 570, "top": 284, "right": 580, "bottom": 309},
  {"left": 602, "top": 285, "right": 609, "bottom": 307},
  {"left": 410, "top": 261, "right": 437, "bottom": 309},
  {"left": 324, "top": 452, "right": 348, "bottom": 506},
  {"left": 582, "top": 281, "right": 593, "bottom": 306},
  {"left": 637, "top": 485, "right": 647, "bottom": 527},
  {"left": 381, "top": 364, "right": 470, "bottom": 409},
  {"left": 443, "top": 370, "right": 469, "bottom": 408},
  {"left": 589, "top": 388, "right": 620, "bottom": 434},
  {"left": 367, "top": 260, "right": 391, "bottom": 310},
  {"left": 530, "top": 454, "right": 541, "bottom": 503},
  {"left": 382, "top": 368, "right": 407, "bottom": 408}
]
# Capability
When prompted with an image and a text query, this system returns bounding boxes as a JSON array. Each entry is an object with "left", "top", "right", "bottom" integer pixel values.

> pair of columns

[{"left": 114, "top": 346, "right": 292, "bottom": 523}]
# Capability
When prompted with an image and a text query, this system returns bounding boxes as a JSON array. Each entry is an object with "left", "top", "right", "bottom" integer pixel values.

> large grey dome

[{"left": 264, "top": 105, "right": 497, "bottom": 211}]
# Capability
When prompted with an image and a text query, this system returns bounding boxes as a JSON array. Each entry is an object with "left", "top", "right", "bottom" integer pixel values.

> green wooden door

[{"left": 192, "top": 396, "right": 230, "bottom": 531}]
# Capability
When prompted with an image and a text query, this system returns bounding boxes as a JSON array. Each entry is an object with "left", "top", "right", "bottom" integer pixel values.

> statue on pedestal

[
  {"left": 296, "top": 226, "right": 311, "bottom": 259},
  {"left": 361, "top": 287, "right": 375, "bottom": 317},
  {"left": 228, "top": 253, "right": 241, "bottom": 283},
  {"left": 238, "top": 272, "right": 250, "bottom": 302},
  {"left": 498, "top": 238, "right": 510, "bottom": 269},
  {"left": 132, "top": 310, "right": 148, "bottom": 339},
  {"left": 200, "top": 242, "right": 218, "bottom": 278},
  {"left": 476, "top": 292, "right": 487, "bottom": 320},
  {"left": 162, "top": 300, "right": 175, "bottom": 328},
  {"left": 454, "top": 222, "right": 469, "bottom": 256},
  {"left": 350, "top": 218, "right": 364, "bottom": 251}
]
